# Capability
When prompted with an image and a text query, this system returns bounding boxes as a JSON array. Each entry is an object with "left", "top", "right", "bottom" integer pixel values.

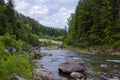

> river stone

[
  {"left": 34, "top": 53, "right": 41, "bottom": 59},
  {"left": 42, "top": 53, "right": 52, "bottom": 56},
  {"left": 58, "top": 61, "right": 85, "bottom": 73},
  {"left": 10, "top": 76, "right": 26, "bottom": 80},
  {"left": 34, "top": 68, "right": 60, "bottom": 80},
  {"left": 70, "top": 72, "right": 85, "bottom": 79},
  {"left": 99, "top": 72, "right": 120, "bottom": 80},
  {"left": 100, "top": 64, "right": 108, "bottom": 68}
]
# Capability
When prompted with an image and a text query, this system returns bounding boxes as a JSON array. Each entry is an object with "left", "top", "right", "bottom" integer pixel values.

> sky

[{"left": 14, "top": 0, "right": 79, "bottom": 28}]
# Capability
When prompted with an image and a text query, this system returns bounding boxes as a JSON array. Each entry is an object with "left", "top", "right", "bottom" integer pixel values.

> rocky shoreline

[{"left": 10, "top": 46, "right": 120, "bottom": 80}]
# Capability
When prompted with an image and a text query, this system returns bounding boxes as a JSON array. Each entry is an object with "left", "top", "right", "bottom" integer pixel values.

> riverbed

[{"left": 35, "top": 47, "right": 120, "bottom": 80}]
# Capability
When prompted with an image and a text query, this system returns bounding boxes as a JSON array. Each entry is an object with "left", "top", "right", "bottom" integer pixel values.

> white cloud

[
  {"left": 36, "top": 0, "right": 48, "bottom": 3},
  {"left": 51, "top": 7, "right": 74, "bottom": 23},
  {"left": 15, "top": 0, "right": 30, "bottom": 11},
  {"left": 14, "top": 0, "right": 79, "bottom": 28},
  {"left": 39, "top": 7, "right": 74, "bottom": 28},
  {"left": 29, "top": 5, "right": 48, "bottom": 15}
]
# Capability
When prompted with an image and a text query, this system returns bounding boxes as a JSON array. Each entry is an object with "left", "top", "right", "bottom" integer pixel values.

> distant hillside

[{"left": 15, "top": 12, "right": 67, "bottom": 37}]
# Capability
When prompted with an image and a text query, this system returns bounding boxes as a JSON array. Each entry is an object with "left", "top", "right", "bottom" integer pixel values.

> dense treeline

[
  {"left": 15, "top": 12, "right": 66, "bottom": 44},
  {"left": 0, "top": 0, "right": 66, "bottom": 79},
  {"left": 16, "top": 12, "right": 66, "bottom": 37},
  {"left": 65, "top": 0, "right": 120, "bottom": 48}
]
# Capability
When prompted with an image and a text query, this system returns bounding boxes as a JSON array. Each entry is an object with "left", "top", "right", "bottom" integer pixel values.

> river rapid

[{"left": 35, "top": 47, "right": 120, "bottom": 80}]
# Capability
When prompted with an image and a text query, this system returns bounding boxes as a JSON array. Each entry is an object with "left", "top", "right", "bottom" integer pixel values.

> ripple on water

[{"left": 106, "top": 60, "right": 120, "bottom": 63}]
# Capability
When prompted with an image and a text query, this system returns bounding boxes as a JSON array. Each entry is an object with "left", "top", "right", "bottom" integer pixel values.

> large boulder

[
  {"left": 58, "top": 61, "right": 85, "bottom": 73},
  {"left": 70, "top": 72, "right": 85, "bottom": 80},
  {"left": 29, "top": 47, "right": 41, "bottom": 59},
  {"left": 34, "top": 68, "right": 60, "bottom": 80}
]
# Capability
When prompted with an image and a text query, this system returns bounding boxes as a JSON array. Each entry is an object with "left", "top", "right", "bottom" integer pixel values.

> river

[{"left": 35, "top": 47, "right": 120, "bottom": 80}]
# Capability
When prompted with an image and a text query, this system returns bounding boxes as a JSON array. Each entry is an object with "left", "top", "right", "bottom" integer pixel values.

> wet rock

[
  {"left": 32, "top": 78, "right": 42, "bottom": 80},
  {"left": 70, "top": 72, "right": 85, "bottom": 79},
  {"left": 113, "top": 65, "right": 119, "bottom": 68},
  {"left": 100, "top": 64, "right": 119, "bottom": 69},
  {"left": 29, "top": 47, "right": 41, "bottom": 59},
  {"left": 88, "top": 48, "right": 94, "bottom": 53},
  {"left": 29, "top": 46, "right": 40, "bottom": 54},
  {"left": 41, "top": 53, "right": 52, "bottom": 56},
  {"left": 59, "top": 43, "right": 64, "bottom": 49},
  {"left": 34, "top": 68, "right": 60, "bottom": 80},
  {"left": 100, "top": 64, "right": 108, "bottom": 68},
  {"left": 58, "top": 61, "right": 85, "bottom": 73},
  {"left": 86, "top": 78, "right": 95, "bottom": 80},
  {"left": 114, "top": 72, "right": 120, "bottom": 77},
  {"left": 101, "top": 76, "right": 119, "bottom": 80},
  {"left": 10, "top": 76, "right": 26, "bottom": 80},
  {"left": 4, "top": 47, "right": 17, "bottom": 54},
  {"left": 34, "top": 53, "right": 41, "bottom": 59},
  {"left": 99, "top": 72, "right": 120, "bottom": 80}
]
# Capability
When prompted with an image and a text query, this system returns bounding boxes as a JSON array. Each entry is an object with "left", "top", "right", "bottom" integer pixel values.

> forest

[
  {"left": 65, "top": 0, "right": 120, "bottom": 49},
  {"left": 0, "top": 0, "right": 120, "bottom": 80},
  {"left": 0, "top": 0, "right": 66, "bottom": 79}
]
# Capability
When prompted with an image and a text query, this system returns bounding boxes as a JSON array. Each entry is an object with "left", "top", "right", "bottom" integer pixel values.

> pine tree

[
  {"left": 0, "top": 0, "right": 6, "bottom": 35},
  {"left": 4, "top": 0, "right": 16, "bottom": 35},
  {"left": 65, "top": 0, "right": 120, "bottom": 47}
]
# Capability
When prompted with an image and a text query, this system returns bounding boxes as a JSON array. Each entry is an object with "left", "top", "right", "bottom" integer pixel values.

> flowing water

[{"left": 35, "top": 47, "right": 120, "bottom": 80}]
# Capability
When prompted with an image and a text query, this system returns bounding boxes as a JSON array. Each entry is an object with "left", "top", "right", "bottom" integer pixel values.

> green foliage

[
  {"left": 0, "top": 34, "right": 33, "bottom": 80},
  {"left": 0, "top": 53, "right": 33, "bottom": 80},
  {"left": 112, "top": 40, "right": 120, "bottom": 47},
  {"left": 0, "top": 0, "right": 66, "bottom": 79},
  {"left": 0, "top": 33, "right": 31, "bottom": 52},
  {"left": 40, "top": 41, "right": 54, "bottom": 46},
  {"left": 28, "top": 33, "right": 40, "bottom": 46},
  {"left": 65, "top": 13, "right": 76, "bottom": 45},
  {"left": 65, "top": 0, "right": 120, "bottom": 48},
  {"left": 15, "top": 12, "right": 66, "bottom": 40}
]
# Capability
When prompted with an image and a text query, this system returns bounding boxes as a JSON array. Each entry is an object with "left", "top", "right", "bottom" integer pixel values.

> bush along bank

[{"left": 0, "top": 33, "right": 35, "bottom": 80}]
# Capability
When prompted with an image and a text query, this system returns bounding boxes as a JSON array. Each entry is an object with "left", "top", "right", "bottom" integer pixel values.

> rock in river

[
  {"left": 99, "top": 72, "right": 120, "bottom": 80},
  {"left": 34, "top": 68, "right": 60, "bottom": 80},
  {"left": 58, "top": 61, "right": 85, "bottom": 73},
  {"left": 70, "top": 72, "right": 85, "bottom": 80}
]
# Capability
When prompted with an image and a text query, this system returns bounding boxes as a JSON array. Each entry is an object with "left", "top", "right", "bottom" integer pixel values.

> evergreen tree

[
  {"left": 65, "top": 0, "right": 120, "bottom": 47},
  {"left": 4, "top": 0, "right": 16, "bottom": 35},
  {"left": 0, "top": 0, "right": 6, "bottom": 35}
]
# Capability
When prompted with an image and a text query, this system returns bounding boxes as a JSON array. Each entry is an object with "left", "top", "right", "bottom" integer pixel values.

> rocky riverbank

[
  {"left": 65, "top": 45, "right": 120, "bottom": 55},
  {"left": 10, "top": 46, "right": 120, "bottom": 80},
  {"left": 32, "top": 47, "right": 120, "bottom": 80}
]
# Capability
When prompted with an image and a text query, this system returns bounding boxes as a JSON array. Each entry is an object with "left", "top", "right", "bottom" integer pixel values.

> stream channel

[{"left": 35, "top": 47, "right": 120, "bottom": 80}]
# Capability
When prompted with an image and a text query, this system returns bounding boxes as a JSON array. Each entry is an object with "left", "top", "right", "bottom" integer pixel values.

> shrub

[
  {"left": 0, "top": 53, "right": 33, "bottom": 80},
  {"left": 112, "top": 40, "right": 120, "bottom": 47}
]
